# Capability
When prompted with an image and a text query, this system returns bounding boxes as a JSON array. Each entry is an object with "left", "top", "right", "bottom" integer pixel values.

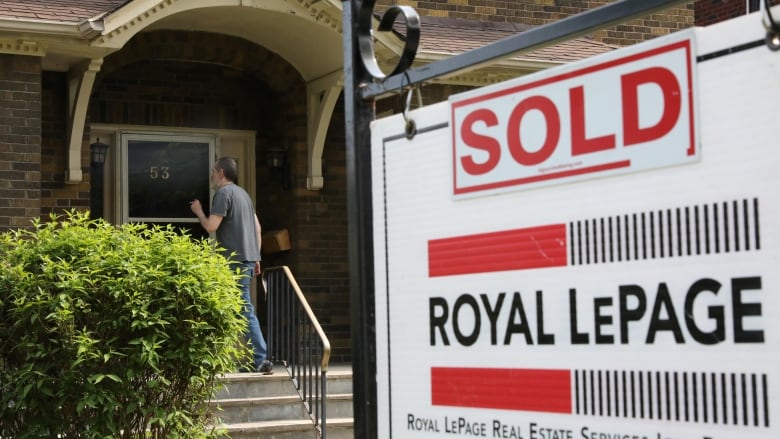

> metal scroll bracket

[
  {"left": 357, "top": 1, "right": 421, "bottom": 80},
  {"left": 763, "top": 0, "right": 780, "bottom": 51}
]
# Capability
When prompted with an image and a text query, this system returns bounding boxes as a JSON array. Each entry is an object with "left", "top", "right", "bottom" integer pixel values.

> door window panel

[{"left": 122, "top": 134, "right": 215, "bottom": 231}]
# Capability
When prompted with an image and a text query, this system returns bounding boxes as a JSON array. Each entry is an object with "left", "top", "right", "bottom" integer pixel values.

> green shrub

[{"left": 0, "top": 211, "right": 250, "bottom": 438}]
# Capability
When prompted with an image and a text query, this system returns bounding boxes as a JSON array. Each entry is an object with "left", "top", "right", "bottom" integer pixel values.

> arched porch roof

[{"left": 94, "top": 0, "right": 345, "bottom": 83}]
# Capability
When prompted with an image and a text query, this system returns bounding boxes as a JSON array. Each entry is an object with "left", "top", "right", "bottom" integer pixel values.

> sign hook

[{"left": 400, "top": 72, "right": 422, "bottom": 139}]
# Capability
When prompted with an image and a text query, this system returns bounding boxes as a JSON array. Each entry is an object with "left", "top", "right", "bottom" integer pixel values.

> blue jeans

[{"left": 234, "top": 261, "right": 268, "bottom": 368}]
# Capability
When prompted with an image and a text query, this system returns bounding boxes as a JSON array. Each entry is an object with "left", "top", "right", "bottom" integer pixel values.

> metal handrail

[{"left": 262, "top": 266, "right": 332, "bottom": 439}]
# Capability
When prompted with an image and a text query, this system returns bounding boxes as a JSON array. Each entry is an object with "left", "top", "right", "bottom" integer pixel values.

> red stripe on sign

[
  {"left": 431, "top": 367, "right": 572, "bottom": 414},
  {"left": 428, "top": 224, "right": 567, "bottom": 277}
]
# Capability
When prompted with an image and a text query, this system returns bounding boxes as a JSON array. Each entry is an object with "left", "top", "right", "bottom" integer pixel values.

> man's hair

[{"left": 214, "top": 157, "right": 238, "bottom": 183}]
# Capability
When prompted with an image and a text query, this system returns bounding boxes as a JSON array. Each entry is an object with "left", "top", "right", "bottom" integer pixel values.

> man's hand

[{"left": 190, "top": 199, "right": 204, "bottom": 218}]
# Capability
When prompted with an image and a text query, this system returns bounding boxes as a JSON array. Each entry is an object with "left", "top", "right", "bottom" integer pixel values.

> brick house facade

[{"left": 0, "top": 0, "right": 771, "bottom": 362}]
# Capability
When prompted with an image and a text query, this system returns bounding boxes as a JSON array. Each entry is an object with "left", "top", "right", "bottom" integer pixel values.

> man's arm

[
  {"left": 254, "top": 214, "right": 262, "bottom": 251},
  {"left": 254, "top": 214, "right": 262, "bottom": 275},
  {"left": 190, "top": 199, "right": 223, "bottom": 233}
]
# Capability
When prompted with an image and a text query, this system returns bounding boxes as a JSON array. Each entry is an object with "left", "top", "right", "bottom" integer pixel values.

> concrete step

[
  {"left": 212, "top": 364, "right": 354, "bottom": 439},
  {"left": 216, "top": 372, "right": 297, "bottom": 399},
  {"left": 324, "top": 369, "right": 353, "bottom": 395},
  {"left": 217, "top": 418, "right": 353, "bottom": 439},
  {"left": 322, "top": 394, "right": 353, "bottom": 419},
  {"left": 211, "top": 395, "right": 309, "bottom": 424}
]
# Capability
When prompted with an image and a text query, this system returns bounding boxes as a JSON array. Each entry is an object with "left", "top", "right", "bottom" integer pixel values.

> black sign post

[{"left": 343, "top": 1, "right": 691, "bottom": 438}]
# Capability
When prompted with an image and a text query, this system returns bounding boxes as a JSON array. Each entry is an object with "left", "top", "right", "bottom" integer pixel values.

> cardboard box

[{"left": 262, "top": 228, "right": 291, "bottom": 254}]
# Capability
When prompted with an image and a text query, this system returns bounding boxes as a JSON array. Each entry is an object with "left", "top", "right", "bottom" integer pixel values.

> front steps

[{"left": 211, "top": 365, "right": 354, "bottom": 439}]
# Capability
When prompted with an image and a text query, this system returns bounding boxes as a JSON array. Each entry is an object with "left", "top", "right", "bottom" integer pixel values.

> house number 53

[{"left": 149, "top": 166, "right": 170, "bottom": 180}]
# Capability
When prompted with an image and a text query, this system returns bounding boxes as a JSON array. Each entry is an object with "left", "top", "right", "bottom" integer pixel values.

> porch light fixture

[
  {"left": 90, "top": 139, "right": 109, "bottom": 167},
  {"left": 265, "top": 146, "right": 287, "bottom": 170}
]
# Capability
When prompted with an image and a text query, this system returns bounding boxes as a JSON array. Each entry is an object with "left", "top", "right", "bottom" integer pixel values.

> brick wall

[
  {"left": 696, "top": 0, "right": 780, "bottom": 26},
  {"left": 376, "top": 0, "right": 694, "bottom": 46},
  {"left": 0, "top": 54, "right": 42, "bottom": 231}
]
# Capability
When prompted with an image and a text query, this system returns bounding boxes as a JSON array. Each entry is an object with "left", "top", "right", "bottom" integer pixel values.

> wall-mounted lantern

[
  {"left": 89, "top": 139, "right": 109, "bottom": 219},
  {"left": 265, "top": 146, "right": 291, "bottom": 190},
  {"left": 90, "top": 139, "right": 110, "bottom": 167},
  {"left": 265, "top": 146, "right": 287, "bottom": 170}
]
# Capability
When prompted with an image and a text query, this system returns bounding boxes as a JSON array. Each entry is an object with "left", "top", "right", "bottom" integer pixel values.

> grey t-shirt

[{"left": 210, "top": 183, "right": 261, "bottom": 262}]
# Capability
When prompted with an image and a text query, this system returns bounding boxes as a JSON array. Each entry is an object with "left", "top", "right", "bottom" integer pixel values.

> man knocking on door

[{"left": 190, "top": 156, "right": 272, "bottom": 374}]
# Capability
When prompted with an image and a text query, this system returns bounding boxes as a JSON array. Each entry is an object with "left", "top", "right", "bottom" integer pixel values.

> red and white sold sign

[
  {"left": 371, "top": 11, "right": 779, "bottom": 439},
  {"left": 450, "top": 33, "right": 697, "bottom": 197}
]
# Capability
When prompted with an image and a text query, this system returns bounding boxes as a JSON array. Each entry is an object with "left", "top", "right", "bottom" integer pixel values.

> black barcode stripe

[
  {"left": 733, "top": 201, "right": 740, "bottom": 252},
  {"left": 569, "top": 198, "right": 761, "bottom": 266},
  {"left": 752, "top": 374, "right": 758, "bottom": 427},
  {"left": 742, "top": 374, "right": 748, "bottom": 426},
  {"left": 693, "top": 372, "right": 698, "bottom": 422},
  {"left": 685, "top": 207, "right": 692, "bottom": 256},
  {"left": 743, "top": 199, "right": 751, "bottom": 251},
  {"left": 731, "top": 373, "right": 738, "bottom": 425},
  {"left": 754, "top": 198, "right": 761, "bottom": 250},
  {"left": 622, "top": 370, "right": 628, "bottom": 418},
  {"left": 615, "top": 216, "right": 623, "bottom": 262},
  {"left": 592, "top": 219, "right": 598, "bottom": 265},
  {"left": 600, "top": 218, "right": 606, "bottom": 264},
  {"left": 590, "top": 370, "right": 596, "bottom": 415},
  {"left": 667, "top": 209, "right": 673, "bottom": 258},
  {"left": 574, "top": 369, "right": 769, "bottom": 428},
  {"left": 625, "top": 214, "right": 631, "bottom": 261},
  {"left": 723, "top": 202, "right": 730, "bottom": 253},
  {"left": 763, "top": 374, "right": 769, "bottom": 427},
  {"left": 712, "top": 373, "right": 719, "bottom": 424},
  {"left": 657, "top": 371, "right": 662, "bottom": 421},
  {"left": 674, "top": 207, "right": 682, "bottom": 256},
  {"left": 674, "top": 372, "right": 680, "bottom": 421},
  {"left": 684, "top": 373, "right": 690, "bottom": 422},
  {"left": 712, "top": 204, "right": 720, "bottom": 253},
  {"left": 609, "top": 217, "right": 614, "bottom": 262},
  {"left": 575, "top": 369, "right": 581, "bottom": 414},
  {"left": 585, "top": 219, "right": 591, "bottom": 264},
  {"left": 570, "top": 220, "right": 576, "bottom": 264},
  {"left": 702, "top": 372, "right": 708, "bottom": 423},
  {"left": 631, "top": 370, "right": 637, "bottom": 418},
  {"left": 650, "top": 213, "right": 656, "bottom": 259},
  {"left": 599, "top": 370, "right": 604, "bottom": 416},
  {"left": 658, "top": 210, "right": 665, "bottom": 258},
  {"left": 633, "top": 213, "right": 639, "bottom": 261},
  {"left": 704, "top": 205, "right": 710, "bottom": 254},
  {"left": 694, "top": 205, "right": 701, "bottom": 255},
  {"left": 606, "top": 369, "right": 612, "bottom": 416},
  {"left": 722, "top": 373, "right": 728, "bottom": 425}
]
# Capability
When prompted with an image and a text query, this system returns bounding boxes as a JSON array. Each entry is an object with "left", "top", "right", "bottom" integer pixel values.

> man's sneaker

[{"left": 258, "top": 360, "right": 273, "bottom": 374}]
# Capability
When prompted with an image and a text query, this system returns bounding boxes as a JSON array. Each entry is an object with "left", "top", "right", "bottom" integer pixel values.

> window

[{"left": 121, "top": 133, "right": 215, "bottom": 238}]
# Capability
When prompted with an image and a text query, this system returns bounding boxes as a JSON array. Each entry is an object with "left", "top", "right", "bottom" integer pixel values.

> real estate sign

[{"left": 371, "top": 10, "right": 778, "bottom": 439}]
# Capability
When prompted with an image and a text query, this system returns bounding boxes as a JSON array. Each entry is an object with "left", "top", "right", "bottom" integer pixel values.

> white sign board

[{"left": 371, "top": 10, "right": 779, "bottom": 439}]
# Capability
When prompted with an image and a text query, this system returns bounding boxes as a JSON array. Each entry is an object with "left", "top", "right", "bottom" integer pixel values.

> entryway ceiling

[{"left": 124, "top": 6, "right": 343, "bottom": 83}]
